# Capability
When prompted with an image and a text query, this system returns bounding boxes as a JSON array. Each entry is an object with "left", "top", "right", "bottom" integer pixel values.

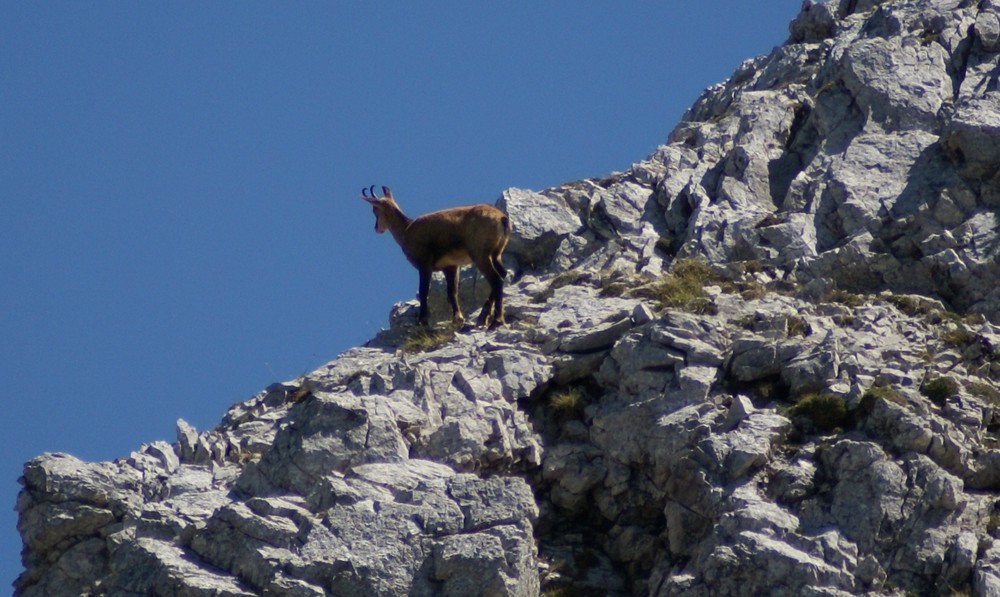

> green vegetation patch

[
  {"left": 920, "top": 375, "right": 961, "bottom": 405},
  {"left": 787, "top": 392, "right": 848, "bottom": 434}
]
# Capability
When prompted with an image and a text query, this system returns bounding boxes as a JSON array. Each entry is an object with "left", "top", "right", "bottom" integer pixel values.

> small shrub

[
  {"left": 788, "top": 393, "right": 848, "bottom": 434},
  {"left": 862, "top": 385, "right": 907, "bottom": 406},
  {"left": 920, "top": 376, "right": 961, "bottom": 404}
]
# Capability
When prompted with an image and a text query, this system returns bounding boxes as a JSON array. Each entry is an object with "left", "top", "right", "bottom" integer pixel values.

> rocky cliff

[{"left": 17, "top": 0, "right": 1000, "bottom": 595}]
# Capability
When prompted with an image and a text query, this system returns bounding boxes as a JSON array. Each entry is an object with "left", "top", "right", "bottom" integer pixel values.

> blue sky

[{"left": 1, "top": 2, "right": 798, "bottom": 587}]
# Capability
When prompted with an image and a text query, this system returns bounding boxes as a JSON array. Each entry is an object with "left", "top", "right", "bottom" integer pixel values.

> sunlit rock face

[{"left": 17, "top": 1, "right": 1000, "bottom": 595}]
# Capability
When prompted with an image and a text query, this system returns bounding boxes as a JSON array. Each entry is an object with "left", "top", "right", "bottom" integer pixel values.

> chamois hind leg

[
  {"left": 492, "top": 253, "right": 508, "bottom": 279},
  {"left": 475, "top": 291, "right": 495, "bottom": 328},
  {"left": 443, "top": 266, "right": 464, "bottom": 324},
  {"left": 488, "top": 278, "right": 505, "bottom": 329},
  {"left": 488, "top": 252, "right": 507, "bottom": 328},
  {"left": 475, "top": 256, "right": 505, "bottom": 329}
]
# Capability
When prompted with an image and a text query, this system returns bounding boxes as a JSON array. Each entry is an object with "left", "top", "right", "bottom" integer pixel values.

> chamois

[{"left": 361, "top": 185, "right": 511, "bottom": 329}]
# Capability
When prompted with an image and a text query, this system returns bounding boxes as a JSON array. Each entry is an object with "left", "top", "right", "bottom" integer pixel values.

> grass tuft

[
  {"left": 550, "top": 387, "right": 585, "bottom": 419},
  {"left": 822, "top": 289, "right": 866, "bottom": 307},
  {"left": 401, "top": 328, "right": 456, "bottom": 354},
  {"left": 967, "top": 381, "right": 1000, "bottom": 405},
  {"left": 941, "top": 325, "right": 978, "bottom": 350},
  {"left": 647, "top": 258, "right": 719, "bottom": 314}
]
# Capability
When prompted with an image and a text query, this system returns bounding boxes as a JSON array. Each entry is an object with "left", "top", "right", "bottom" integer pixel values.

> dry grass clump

[
  {"left": 401, "top": 327, "right": 457, "bottom": 354},
  {"left": 550, "top": 387, "right": 584, "bottom": 417},
  {"left": 644, "top": 258, "right": 719, "bottom": 314}
]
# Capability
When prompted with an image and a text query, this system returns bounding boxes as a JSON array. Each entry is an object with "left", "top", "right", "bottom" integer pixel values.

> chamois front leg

[
  {"left": 443, "top": 266, "right": 464, "bottom": 325},
  {"left": 417, "top": 268, "right": 432, "bottom": 326}
]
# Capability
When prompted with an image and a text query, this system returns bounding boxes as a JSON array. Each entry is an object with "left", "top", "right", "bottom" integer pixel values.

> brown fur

[{"left": 362, "top": 186, "right": 511, "bottom": 328}]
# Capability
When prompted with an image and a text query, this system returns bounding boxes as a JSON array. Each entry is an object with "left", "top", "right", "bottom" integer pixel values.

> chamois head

[{"left": 361, "top": 185, "right": 398, "bottom": 234}]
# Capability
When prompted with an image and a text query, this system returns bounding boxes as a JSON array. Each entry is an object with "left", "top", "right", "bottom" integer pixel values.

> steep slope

[{"left": 17, "top": 0, "right": 1000, "bottom": 595}]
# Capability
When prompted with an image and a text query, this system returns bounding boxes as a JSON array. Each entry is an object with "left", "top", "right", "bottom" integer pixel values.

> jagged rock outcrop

[{"left": 17, "top": 0, "right": 1000, "bottom": 595}]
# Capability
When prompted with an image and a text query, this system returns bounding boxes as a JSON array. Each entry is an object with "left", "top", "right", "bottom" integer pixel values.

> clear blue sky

[{"left": 1, "top": 2, "right": 798, "bottom": 587}]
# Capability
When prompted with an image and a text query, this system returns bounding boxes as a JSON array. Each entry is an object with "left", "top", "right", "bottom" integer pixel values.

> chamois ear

[{"left": 382, "top": 186, "right": 393, "bottom": 200}]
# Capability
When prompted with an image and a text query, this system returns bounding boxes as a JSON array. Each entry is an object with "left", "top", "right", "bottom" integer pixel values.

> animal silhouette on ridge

[{"left": 361, "top": 185, "right": 511, "bottom": 329}]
